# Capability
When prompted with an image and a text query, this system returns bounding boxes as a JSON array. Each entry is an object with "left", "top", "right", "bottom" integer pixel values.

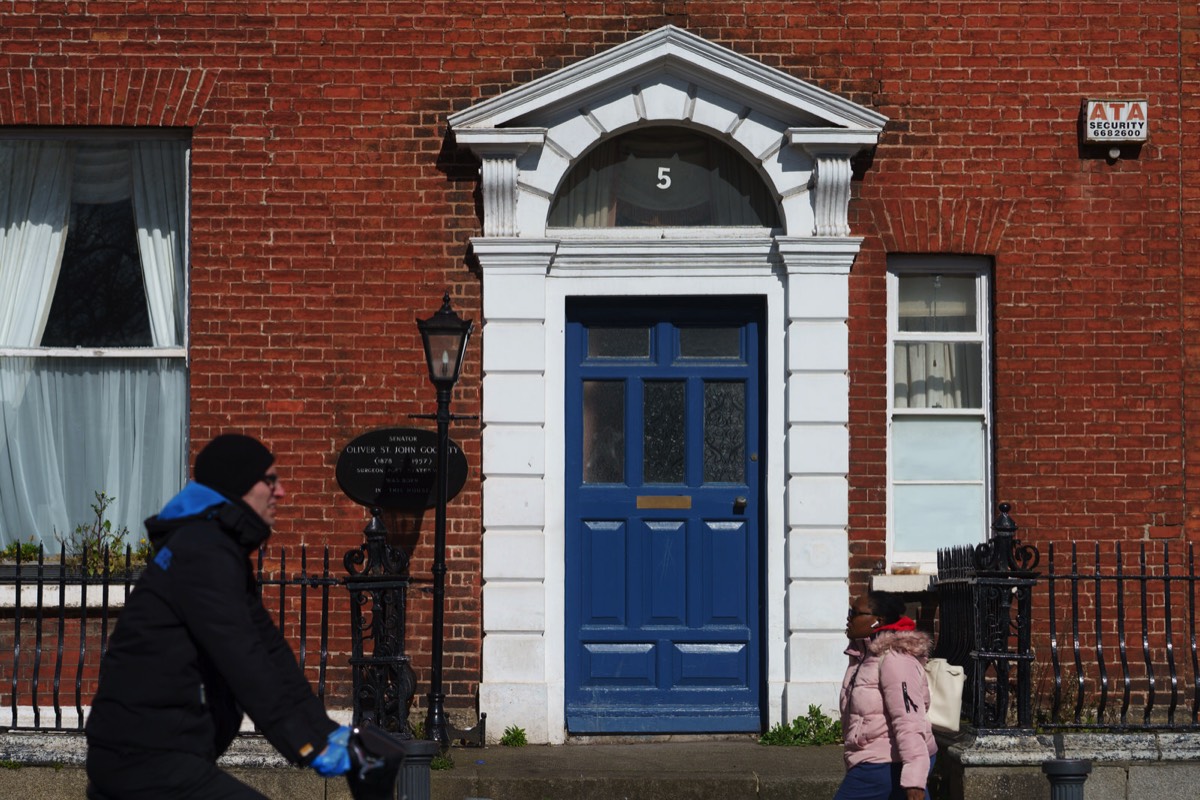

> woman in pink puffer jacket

[{"left": 834, "top": 591, "right": 937, "bottom": 800}]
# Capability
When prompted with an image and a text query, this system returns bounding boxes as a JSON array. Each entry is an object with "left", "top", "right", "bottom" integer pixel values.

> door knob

[{"left": 733, "top": 496, "right": 748, "bottom": 512}]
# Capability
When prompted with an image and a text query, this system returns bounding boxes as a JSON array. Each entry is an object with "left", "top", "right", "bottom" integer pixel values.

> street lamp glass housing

[{"left": 417, "top": 293, "right": 473, "bottom": 387}]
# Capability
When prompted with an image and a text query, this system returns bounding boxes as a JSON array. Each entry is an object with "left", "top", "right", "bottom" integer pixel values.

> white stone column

[
  {"left": 776, "top": 237, "right": 861, "bottom": 720},
  {"left": 473, "top": 238, "right": 558, "bottom": 742}
]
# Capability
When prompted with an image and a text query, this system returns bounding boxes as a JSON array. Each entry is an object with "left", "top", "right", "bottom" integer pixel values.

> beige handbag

[{"left": 924, "top": 658, "right": 966, "bottom": 733}]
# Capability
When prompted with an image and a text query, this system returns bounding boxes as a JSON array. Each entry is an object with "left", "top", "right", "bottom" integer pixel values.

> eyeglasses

[
  {"left": 259, "top": 474, "right": 279, "bottom": 489},
  {"left": 848, "top": 608, "right": 875, "bottom": 619}
]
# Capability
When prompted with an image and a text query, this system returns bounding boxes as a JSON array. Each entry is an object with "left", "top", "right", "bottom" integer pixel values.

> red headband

[{"left": 872, "top": 615, "right": 916, "bottom": 634}]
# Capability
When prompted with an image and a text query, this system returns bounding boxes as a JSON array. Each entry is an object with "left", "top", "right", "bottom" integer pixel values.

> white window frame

[
  {"left": 0, "top": 128, "right": 191, "bottom": 546},
  {"left": 886, "top": 255, "right": 992, "bottom": 572},
  {"left": 0, "top": 127, "right": 190, "bottom": 363}
]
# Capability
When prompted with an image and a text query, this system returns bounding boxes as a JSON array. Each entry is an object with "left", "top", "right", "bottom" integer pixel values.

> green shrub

[
  {"left": 131, "top": 536, "right": 153, "bottom": 565},
  {"left": 499, "top": 725, "right": 527, "bottom": 746},
  {"left": 759, "top": 704, "right": 842, "bottom": 746},
  {"left": 1, "top": 538, "right": 41, "bottom": 562},
  {"left": 56, "top": 491, "right": 136, "bottom": 576}
]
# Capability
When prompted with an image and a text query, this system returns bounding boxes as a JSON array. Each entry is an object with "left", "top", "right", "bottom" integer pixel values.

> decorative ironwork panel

[
  {"left": 344, "top": 510, "right": 416, "bottom": 736},
  {"left": 703, "top": 381, "right": 744, "bottom": 483},
  {"left": 644, "top": 380, "right": 685, "bottom": 484},
  {"left": 934, "top": 503, "right": 1039, "bottom": 733}
]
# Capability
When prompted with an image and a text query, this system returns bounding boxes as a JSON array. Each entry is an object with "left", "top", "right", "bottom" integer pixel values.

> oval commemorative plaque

[{"left": 336, "top": 427, "right": 468, "bottom": 510}]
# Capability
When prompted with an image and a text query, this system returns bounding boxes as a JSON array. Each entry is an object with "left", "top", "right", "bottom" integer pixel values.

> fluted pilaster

[
  {"left": 789, "top": 130, "right": 881, "bottom": 238},
  {"left": 455, "top": 129, "right": 545, "bottom": 237}
]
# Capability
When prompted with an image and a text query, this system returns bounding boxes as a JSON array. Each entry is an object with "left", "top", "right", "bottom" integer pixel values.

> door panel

[{"left": 565, "top": 297, "right": 764, "bottom": 733}]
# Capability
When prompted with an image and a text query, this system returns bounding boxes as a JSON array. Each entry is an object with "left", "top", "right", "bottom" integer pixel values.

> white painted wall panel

[
  {"left": 787, "top": 579, "right": 849, "bottom": 631},
  {"left": 483, "top": 321, "right": 546, "bottom": 372},
  {"left": 481, "top": 634, "right": 546, "bottom": 681},
  {"left": 483, "top": 530, "right": 546, "bottom": 580},
  {"left": 482, "top": 272, "right": 548, "bottom": 320},
  {"left": 788, "top": 475, "right": 849, "bottom": 527},
  {"left": 788, "top": 372, "right": 850, "bottom": 423},
  {"left": 482, "top": 475, "right": 546, "bottom": 528},
  {"left": 788, "top": 320, "right": 849, "bottom": 371},
  {"left": 482, "top": 374, "right": 547, "bottom": 424},
  {"left": 787, "top": 529, "right": 850, "bottom": 579},
  {"left": 788, "top": 272, "right": 850, "bottom": 319},
  {"left": 482, "top": 582, "right": 546, "bottom": 631},
  {"left": 788, "top": 424, "right": 849, "bottom": 474},
  {"left": 482, "top": 424, "right": 545, "bottom": 475},
  {"left": 479, "top": 682, "right": 551, "bottom": 743}
]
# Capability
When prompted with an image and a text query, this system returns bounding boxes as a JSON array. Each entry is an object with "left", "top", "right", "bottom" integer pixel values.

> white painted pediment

[
  {"left": 450, "top": 25, "right": 887, "bottom": 238},
  {"left": 450, "top": 25, "right": 885, "bottom": 131}
]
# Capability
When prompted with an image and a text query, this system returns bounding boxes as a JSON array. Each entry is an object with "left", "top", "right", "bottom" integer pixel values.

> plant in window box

[
  {"left": 55, "top": 491, "right": 141, "bottom": 578},
  {"left": 132, "top": 536, "right": 153, "bottom": 567},
  {"left": 1, "top": 538, "right": 40, "bottom": 563},
  {"left": 0, "top": 537, "right": 58, "bottom": 580}
]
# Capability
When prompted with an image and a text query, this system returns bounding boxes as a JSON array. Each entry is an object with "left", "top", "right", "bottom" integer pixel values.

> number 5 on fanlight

[{"left": 656, "top": 166, "right": 672, "bottom": 190}]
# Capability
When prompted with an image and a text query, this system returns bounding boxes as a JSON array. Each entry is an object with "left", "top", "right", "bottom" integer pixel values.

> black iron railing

[
  {"left": 1043, "top": 540, "right": 1200, "bottom": 730},
  {"left": 934, "top": 504, "right": 1200, "bottom": 733},
  {"left": 932, "top": 503, "right": 1040, "bottom": 732},
  {"left": 9, "top": 506, "right": 1200, "bottom": 737},
  {"left": 0, "top": 543, "right": 363, "bottom": 733},
  {"left": 253, "top": 545, "right": 344, "bottom": 708}
]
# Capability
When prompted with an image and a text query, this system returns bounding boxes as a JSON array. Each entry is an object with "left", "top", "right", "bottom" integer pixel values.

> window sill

[
  {"left": 0, "top": 583, "right": 136, "bottom": 609},
  {"left": 870, "top": 573, "right": 935, "bottom": 593},
  {"left": 548, "top": 225, "right": 778, "bottom": 240},
  {"left": 0, "top": 347, "right": 186, "bottom": 358}
]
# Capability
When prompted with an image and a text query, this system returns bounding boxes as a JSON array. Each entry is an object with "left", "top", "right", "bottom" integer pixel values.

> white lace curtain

[
  {"left": 0, "top": 139, "right": 188, "bottom": 547},
  {"left": 548, "top": 130, "right": 778, "bottom": 228},
  {"left": 893, "top": 274, "right": 981, "bottom": 409},
  {"left": 0, "top": 141, "right": 71, "bottom": 347},
  {"left": 893, "top": 339, "right": 982, "bottom": 409},
  {"left": 132, "top": 141, "right": 186, "bottom": 347}
]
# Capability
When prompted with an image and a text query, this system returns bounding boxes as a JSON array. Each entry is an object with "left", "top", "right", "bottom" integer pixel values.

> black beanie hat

[{"left": 194, "top": 433, "right": 275, "bottom": 500}]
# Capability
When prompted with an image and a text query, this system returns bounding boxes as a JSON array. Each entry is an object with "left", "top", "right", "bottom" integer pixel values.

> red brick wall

[
  {"left": 2, "top": 2, "right": 1197, "bottom": 706},
  {"left": 848, "top": 1, "right": 1195, "bottom": 589}
]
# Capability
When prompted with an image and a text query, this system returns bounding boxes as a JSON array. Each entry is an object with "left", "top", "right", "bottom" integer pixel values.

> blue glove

[{"left": 311, "top": 725, "right": 352, "bottom": 777}]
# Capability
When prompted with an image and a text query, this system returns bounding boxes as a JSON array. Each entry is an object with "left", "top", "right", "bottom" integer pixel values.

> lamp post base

[{"left": 424, "top": 698, "right": 487, "bottom": 749}]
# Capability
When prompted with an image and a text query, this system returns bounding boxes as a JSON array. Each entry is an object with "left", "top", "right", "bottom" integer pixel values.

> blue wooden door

[{"left": 565, "top": 297, "right": 763, "bottom": 733}]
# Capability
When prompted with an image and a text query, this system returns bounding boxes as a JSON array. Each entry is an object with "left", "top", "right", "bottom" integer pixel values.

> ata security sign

[{"left": 1084, "top": 99, "right": 1149, "bottom": 143}]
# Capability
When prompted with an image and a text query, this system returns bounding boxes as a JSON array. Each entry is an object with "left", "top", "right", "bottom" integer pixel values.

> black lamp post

[{"left": 416, "top": 292, "right": 473, "bottom": 748}]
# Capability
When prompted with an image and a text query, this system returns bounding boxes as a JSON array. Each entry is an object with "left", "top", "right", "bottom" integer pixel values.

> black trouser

[{"left": 86, "top": 743, "right": 269, "bottom": 800}]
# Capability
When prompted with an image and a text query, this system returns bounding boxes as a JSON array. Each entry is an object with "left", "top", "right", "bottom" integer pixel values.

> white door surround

[{"left": 449, "top": 25, "right": 886, "bottom": 743}]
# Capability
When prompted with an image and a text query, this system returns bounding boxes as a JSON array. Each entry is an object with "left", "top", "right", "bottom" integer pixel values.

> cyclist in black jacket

[{"left": 86, "top": 433, "right": 351, "bottom": 799}]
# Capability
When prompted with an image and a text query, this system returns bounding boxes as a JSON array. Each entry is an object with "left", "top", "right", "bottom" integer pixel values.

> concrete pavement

[
  {"left": 12, "top": 728, "right": 1200, "bottom": 799},
  {"left": 0, "top": 732, "right": 848, "bottom": 800},
  {"left": 428, "top": 737, "right": 847, "bottom": 800}
]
